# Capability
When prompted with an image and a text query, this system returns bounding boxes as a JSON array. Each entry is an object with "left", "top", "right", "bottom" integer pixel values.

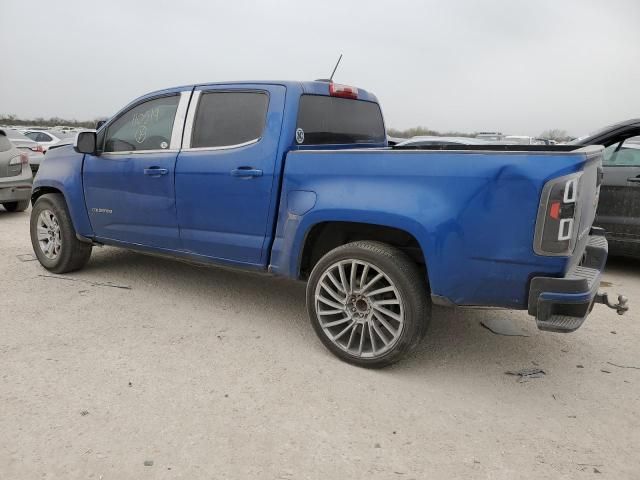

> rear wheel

[
  {"left": 306, "top": 241, "right": 430, "bottom": 368},
  {"left": 2, "top": 200, "right": 29, "bottom": 212},
  {"left": 30, "top": 193, "right": 92, "bottom": 273}
]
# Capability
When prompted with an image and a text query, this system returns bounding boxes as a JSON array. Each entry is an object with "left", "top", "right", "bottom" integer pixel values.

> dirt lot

[{"left": 1, "top": 207, "right": 639, "bottom": 479}]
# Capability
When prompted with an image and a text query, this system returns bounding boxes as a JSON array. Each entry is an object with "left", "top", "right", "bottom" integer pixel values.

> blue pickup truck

[{"left": 29, "top": 80, "right": 626, "bottom": 367}]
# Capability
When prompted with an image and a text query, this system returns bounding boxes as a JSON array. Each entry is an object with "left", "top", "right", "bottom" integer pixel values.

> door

[
  {"left": 175, "top": 85, "right": 286, "bottom": 265},
  {"left": 83, "top": 92, "right": 190, "bottom": 250},
  {"left": 597, "top": 135, "right": 640, "bottom": 250}
]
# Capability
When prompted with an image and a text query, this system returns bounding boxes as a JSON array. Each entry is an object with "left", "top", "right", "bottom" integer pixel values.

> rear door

[
  {"left": 83, "top": 91, "right": 190, "bottom": 249},
  {"left": 175, "top": 84, "right": 286, "bottom": 266},
  {"left": 597, "top": 135, "right": 640, "bottom": 247}
]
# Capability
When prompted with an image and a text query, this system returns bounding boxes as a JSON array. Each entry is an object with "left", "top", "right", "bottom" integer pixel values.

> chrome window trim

[
  {"left": 100, "top": 149, "right": 180, "bottom": 156},
  {"left": 182, "top": 90, "right": 201, "bottom": 149},
  {"left": 181, "top": 138, "right": 261, "bottom": 152},
  {"left": 169, "top": 91, "right": 191, "bottom": 150}
]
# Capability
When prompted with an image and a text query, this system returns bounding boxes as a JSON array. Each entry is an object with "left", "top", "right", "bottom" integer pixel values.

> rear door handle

[
  {"left": 144, "top": 167, "right": 168, "bottom": 176},
  {"left": 230, "top": 167, "right": 263, "bottom": 178},
  {"left": 627, "top": 177, "right": 640, "bottom": 183}
]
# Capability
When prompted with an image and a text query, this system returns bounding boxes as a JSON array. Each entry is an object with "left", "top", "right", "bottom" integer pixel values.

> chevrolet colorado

[{"left": 29, "top": 80, "right": 626, "bottom": 367}]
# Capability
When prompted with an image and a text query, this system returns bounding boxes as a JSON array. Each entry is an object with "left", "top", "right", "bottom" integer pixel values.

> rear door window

[
  {"left": 37, "top": 132, "right": 53, "bottom": 142},
  {"left": 296, "top": 95, "right": 385, "bottom": 145},
  {"left": 190, "top": 91, "right": 269, "bottom": 148}
]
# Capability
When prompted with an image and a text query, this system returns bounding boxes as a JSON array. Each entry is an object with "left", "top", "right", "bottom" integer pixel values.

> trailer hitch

[{"left": 594, "top": 292, "right": 629, "bottom": 315}]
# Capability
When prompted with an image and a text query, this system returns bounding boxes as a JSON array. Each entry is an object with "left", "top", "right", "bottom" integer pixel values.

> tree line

[
  {"left": 2, "top": 114, "right": 572, "bottom": 142},
  {"left": 0, "top": 114, "right": 104, "bottom": 129},
  {"left": 388, "top": 126, "right": 572, "bottom": 142}
]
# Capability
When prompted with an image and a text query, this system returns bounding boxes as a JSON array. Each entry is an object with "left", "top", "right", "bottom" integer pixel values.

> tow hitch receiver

[{"left": 594, "top": 292, "right": 629, "bottom": 315}]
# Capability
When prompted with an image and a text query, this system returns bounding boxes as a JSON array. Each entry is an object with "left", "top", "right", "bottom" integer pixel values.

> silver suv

[{"left": 0, "top": 129, "right": 32, "bottom": 212}]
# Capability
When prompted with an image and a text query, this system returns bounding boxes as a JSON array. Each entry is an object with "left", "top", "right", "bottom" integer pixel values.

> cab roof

[{"left": 137, "top": 80, "right": 379, "bottom": 104}]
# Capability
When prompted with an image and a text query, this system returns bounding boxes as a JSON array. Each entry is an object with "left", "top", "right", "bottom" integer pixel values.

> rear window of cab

[{"left": 296, "top": 95, "right": 385, "bottom": 145}]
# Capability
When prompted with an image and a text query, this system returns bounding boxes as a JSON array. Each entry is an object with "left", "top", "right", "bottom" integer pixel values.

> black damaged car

[{"left": 572, "top": 119, "right": 640, "bottom": 258}]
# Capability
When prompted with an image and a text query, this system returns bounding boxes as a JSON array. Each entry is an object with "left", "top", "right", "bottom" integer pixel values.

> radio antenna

[{"left": 328, "top": 54, "right": 343, "bottom": 82}]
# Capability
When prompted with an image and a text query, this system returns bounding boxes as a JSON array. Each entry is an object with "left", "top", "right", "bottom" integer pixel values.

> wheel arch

[
  {"left": 31, "top": 182, "right": 94, "bottom": 238},
  {"left": 297, "top": 220, "right": 430, "bottom": 287},
  {"left": 31, "top": 185, "right": 64, "bottom": 205}
]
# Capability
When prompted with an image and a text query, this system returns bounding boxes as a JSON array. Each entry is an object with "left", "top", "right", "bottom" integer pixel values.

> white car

[
  {"left": 396, "top": 136, "right": 491, "bottom": 147},
  {"left": 502, "top": 135, "right": 545, "bottom": 145},
  {"left": 23, "top": 130, "right": 76, "bottom": 152}
]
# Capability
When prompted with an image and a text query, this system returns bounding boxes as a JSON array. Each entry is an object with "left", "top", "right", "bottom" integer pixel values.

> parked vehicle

[
  {"left": 502, "top": 135, "right": 545, "bottom": 145},
  {"left": 475, "top": 132, "right": 503, "bottom": 142},
  {"left": 23, "top": 129, "right": 76, "bottom": 152},
  {"left": 572, "top": 119, "right": 640, "bottom": 258},
  {"left": 386, "top": 136, "right": 407, "bottom": 146},
  {"left": 397, "top": 136, "right": 490, "bottom": 147},
  {"left": 29, "top": 80, "right": 625, "bottom": 367},
  {"left": 3, "top": 129, "right": 45, "bottom": 174},
  {"left": 0, "top": 129, "right": 33, "bottom": 212}
]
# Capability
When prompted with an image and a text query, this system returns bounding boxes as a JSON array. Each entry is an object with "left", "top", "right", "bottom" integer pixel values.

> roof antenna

[
  {"left": 316, "top": 54, "right": 343, "bottom": 82},
  {"left": 329, "top": 54, "right": 343, "bottom": 82}
]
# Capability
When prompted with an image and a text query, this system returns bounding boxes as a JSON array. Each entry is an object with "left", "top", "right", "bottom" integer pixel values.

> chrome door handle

[
  {"left": 144, "top": 167, "right": 168, "bottom": 176},
  {"left": 230, "top": 167, "right": 263, "bottom": 178}
]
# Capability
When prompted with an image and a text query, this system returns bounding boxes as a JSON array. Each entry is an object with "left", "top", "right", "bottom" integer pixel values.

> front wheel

[
  {"left": 306, "top": 241, "right": 431, "bottom": 368},
  {"left": 30, "top": 193, "right": 92, "bottom": 273}
]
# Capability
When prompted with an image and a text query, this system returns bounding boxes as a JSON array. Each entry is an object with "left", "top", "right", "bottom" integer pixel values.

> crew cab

[{"left": 29, "top": 80, "right": 626, "bottom": 367}]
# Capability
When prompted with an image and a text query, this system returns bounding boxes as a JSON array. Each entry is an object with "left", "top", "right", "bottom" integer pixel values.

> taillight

[
  {"left": 534, "top": 173, "right": 582, "bottom": 256},
  {"left": 30, "top": 144, "right": 45, "bottom": 153},
  {"left": 9, "top": 153, "right": 29, "bottom": 166},
  {"left": 329, "top": 82, "right": 358, "bottom": 99}
]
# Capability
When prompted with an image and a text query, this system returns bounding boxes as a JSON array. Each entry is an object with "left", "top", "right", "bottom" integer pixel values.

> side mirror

[
  {"left": 95, "top": 120, "right": 106, "bottom": 130},
  {"left": 74, "top": 131, "right": 97, "bottom": 154}
]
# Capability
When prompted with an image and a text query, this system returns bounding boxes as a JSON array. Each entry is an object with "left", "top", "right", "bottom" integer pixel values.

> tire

[
  {"left": 3, "top": 200, "right": 29, "bottom": 212},
  {"left": 30, "top": 193, "right": 92, "bottom": 273},
  {"left": 306, "top": 241, "right": 431, "bottom": 368}
]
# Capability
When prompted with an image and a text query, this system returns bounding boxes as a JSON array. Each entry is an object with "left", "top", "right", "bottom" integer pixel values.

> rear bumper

[
  {"left": 0, "top": 171, "right": 33, "bottom": 203},
  {"left": 528, "top": 231, "right": 607, "bottom": 332}
]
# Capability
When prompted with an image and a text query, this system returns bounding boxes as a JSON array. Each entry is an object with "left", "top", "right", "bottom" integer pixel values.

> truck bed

[
  {"left": 393, "top": 144, "right": 580, "bottom": 152},
  {"left": 274, "top": 145, "right": 603, "bottom": 309}
]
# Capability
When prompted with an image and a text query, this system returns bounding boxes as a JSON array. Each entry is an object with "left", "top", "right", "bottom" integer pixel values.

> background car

[
  {"left": 501, "top": 135, "right": 546, "bottom": 145},
  {"left": 572, "top": 119, "right": 640, "bottom": 258},
  {"left": 0, "top": 129, "right": 33, "bottom": 212},
  {"left": 396, "top": 136, "right": 491, "bottom": 147},
  {"left": 23, "top": 129, "right": 77, "bottom": 152},
  {"left": 3, "top": 129, "right": 46, "bottom": 174},
  {"left": 386, "top": 135, "right": 408, "bottom": 146},
  {"left": 475, "top": 132, "right": 504, "bottom": 142}
]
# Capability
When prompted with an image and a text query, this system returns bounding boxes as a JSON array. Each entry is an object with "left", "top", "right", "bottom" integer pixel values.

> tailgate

[
  {"left": 568, "top": 146, "right": 604, "bottom": 270},
  {"left": 533, "top": 145, "right": 603, "bottom": 271}
]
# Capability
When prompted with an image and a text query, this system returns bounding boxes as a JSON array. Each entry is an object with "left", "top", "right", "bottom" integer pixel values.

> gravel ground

[{"left": 1, "top": 207, "right": 639, "bottom": 479}]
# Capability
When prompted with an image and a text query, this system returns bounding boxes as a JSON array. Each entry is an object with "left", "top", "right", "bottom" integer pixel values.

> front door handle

[
  {"left": 230, "top": 167, "right": 263, "bottom": 178},
  {"left": 144, "top": 167, "right": 168, "bottom": 176},
  {"left": 627, "top": 177, "right": 640, "bottom": 183}
]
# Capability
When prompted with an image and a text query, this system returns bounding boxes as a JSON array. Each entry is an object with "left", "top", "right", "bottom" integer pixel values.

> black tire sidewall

[
  {"left": 30, "top": 194, "right": 80, "bottom": 272},
  {"left": 306, "top": 242, "right": 428, "bottom": 368}
]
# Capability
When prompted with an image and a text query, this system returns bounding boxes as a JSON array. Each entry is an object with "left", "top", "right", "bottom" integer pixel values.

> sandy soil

[{"left": 1, "top": 207, "right": 639, "bottom": 479}]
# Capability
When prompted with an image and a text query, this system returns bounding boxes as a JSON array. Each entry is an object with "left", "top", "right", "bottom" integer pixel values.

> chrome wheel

[
  {"left": 314, "top": 259, "right": 404, "bottom": 358},
  {"left": 36, "top": 209, "right": 62, "bottom": 259}
]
